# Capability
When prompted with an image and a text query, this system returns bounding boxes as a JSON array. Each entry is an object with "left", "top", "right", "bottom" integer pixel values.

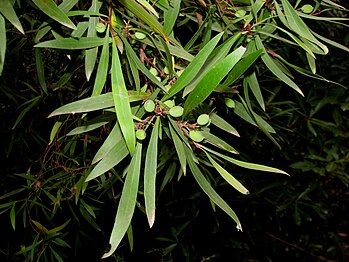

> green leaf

[
  {"left": 49, "top": 121, "right": 62, "bottom": 145},
  {"left": 0, "top": 188, "right": 26, "bottom": 200},
  {"left": 32, "top": 0, "right": 77, "bottom": 30},
  {"left": 210, "top": 113, "right": 240, "bottom": 137},
  {"left": 103, "top": 143, "right": 142, "bottom": 258},
  {"left": 163, "top": 0, "right": 181, "bottom": 35},
  {"left": 34, "top": 37, "right": 107, "bottom": 49},
  {"left": 35, "top": 48, "right": 47, "bottom": 94},
  {"left": 85, "top": 0, "right": 100, "bottom": 81},
  {"left": 85, "top": 138, "right": 129, "bottom": 181},
  {"left": 50, "top": 247, "right": 64, "bottom": 262},
  {"left": 92, "top": 123, "right": 123, "bottom": 164},
  {"left": 222, "top": 48, "right": 264, "bottom": 87},
  {"left": 306, "top": 52, "right": 316, "bottom": 74},
  {"left": 119, "top": 32, "right": 167, "bottom": 91},
  {"left": 183, "top": 33, "right": 242, "bottom": 97},
  {"left": 279, "top": 0, "right": 328, "bottom": 54},
  {"left": 49, "top": 91, "right": 149, "bottom": 117},
  {"left": 255, "top": 35, "right": 304, "bottom": 96},
  {"left": 0, "top": 14, "right": 6, "bottom": 75},
  {"left": 144, "top": 117, "right": 160, "bottom": 228},
  {"left": 245, "top": 72, "right": 265, "bottom": 111},
  {"left": 163, "top": 32, "right": 224, "bottom": 101},
  {"left": 312, "top": 31, "right": 349, "bottom": 53},
  {"left": 10, "top": 203, "right": 16, "bottom": 230},
  {"left": 137, "top": 0, "right": 159, "bottom": 18},
  {"left": 119, "top": 0, "right": 167, "bottom": 42},
  {"left": 112, "top": 39, "right": 136, "bottom": 155},
  {"left": 184, "top": 46, "right": 246, "bottom": 116},
  {"left": 185, "top": 147, "right": 242, "bottom": 231},
  {"left": 203, "top": 146, "right": 289, "bottom": 175},
  {"left": 234, "top": 100, "right": 276, "bottom": 133},
  {"left": 47, "top": 219, "right": 71, "bottom": 235},
  {"left": 205, "top": 153, "right": 249, "bottom": 195},
  {"left": 67, "top": 114, "right": 114, "bottom": 136},
  {"left": 31, "top": 220, "right": 49, "bottom": 234},
  {"left": 92, "top": 27, "right": 110, "bottom": 96},
  {"left": 169, "top": 123, "right": 187, "bottom": 175},
  {"left": 201, "top": 131, "right": 239, "bottom": 154},
  {"left": 141, "top": 37, "right": 194, "bottom": 62},
  {"left": 0, "top": 0, "right": 24, "bottom": 34},
  {"left": 58, "top": 0, "right": 79, "bottom": 12}
]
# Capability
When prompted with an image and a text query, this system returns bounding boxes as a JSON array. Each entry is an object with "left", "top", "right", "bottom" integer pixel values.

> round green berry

[
  {"left": 197, "top": 114, "right": 210, "bottom": 126},
  {"left": 301, "top": 4, "right": 314, "bottom": 14},
  {"left": 189, "top": 130, "right": 204, "bottom": 142},
  {"left": 169, "top": 106, "right": 184, "bottom": 118},
  {"left": 135, "top": 32, "right": 146, "bottom": 40},
  {"left": 144, "top": 100, "right": 155, "bottom": 112},
  {"left": 95, "top": 22, "right": 106, "bottom": 33},
  {"left": 136, "top": 129, "right": 146, "bottom": 140}
]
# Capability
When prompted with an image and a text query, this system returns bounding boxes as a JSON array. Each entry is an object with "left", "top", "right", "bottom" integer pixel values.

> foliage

[{"left": 0, "top": 0, "right": 348, "bottom": 261}]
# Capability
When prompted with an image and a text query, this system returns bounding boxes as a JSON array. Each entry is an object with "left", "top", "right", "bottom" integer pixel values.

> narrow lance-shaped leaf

[
  {"left": 205, "top": 152, "right": 249, "bottom": 195},
  {"left": 163, "top": 32, "right": 224, "bottom": 101},
  {"left": 111, "top": 39, "right": 136, "bottom": 155},
  {"left": 163, "top": 0, "right": 181, "bottom": 35},
  {"left": 118, "top": 0, "right": 168, "bottom": 42},
  {"left": 85, "top": 139, "right": 129, "bottom": 181},
  {"left": 201, "top": 131, "right": 239, "bottom": 154},
  {"left": 47, "top": 219, "right": 71, "bottom": 235},
  {"left": 35, "top": 37, "right": 107, "bottom": 49},
  {"left": 35, "top": 48, "right": 47, "bottom": 94},
  {"left": 210, "top": 113, "right": 240, "bottom": 137},
  {"left": 169, "top": 123, "right": 187, "bottom": 175},
  {"left": 49, "top": 91, "right": 149, "bottom": 117},
  {"left": 279, "top": 0, "right": 328, "bottom": 54},
  {"left": 202, "top": 146, "right": 289, "bottom": 175},
  {"left": 184, "top": 46, "right": 246, "bottom": 116},
  {"left": 49, "top": 121, "right": 62, "bottom": 145},
  {"left": 67, "top": 114, "right": 114, "bottom": 136},
  {"left": 0, "top": 0, "right": 24, "bottom": 34},
  {"left": 118, "top": 32, "right": 166, "bottom": 92},
  {"left": 245, "top": 72, "right": 265, "bottom": 111},
  {"left": 32, "top": 0, "right": 77, "bottom": 30},
  {"left": 185, "top": 147, "right": 242, "bottom": 231},
  {"left": 85, "top": 0, "right": 99, "bottom": 81},
  {"left": 144, "top": 117, "right": 160, "bottom": 228},
  {"left": 254, "top": 35, "right": 304, "bottom": 96},
  {"left": 183, "top": 33, "right": 242, "bottom": 97},
  {"left": 92, "top": 26, "right": 110, "bottom": 96},
  {"left": 136, "top": 0, "right": 159, "bottom": 18},
  {"left": 58, "top": 0, "right": 79, "bottom": 12},
  {"left": 0, "top": 14, "right": 6, "bottom": 76},
  {"left": 222, "top": 48, "right": 264, "bottom": 87},
  {"left": 102, "top": 143, "right": 142, "bottom": 258},
  {"left": 92, "top": 122, "right": 122, "bottom": 164}
]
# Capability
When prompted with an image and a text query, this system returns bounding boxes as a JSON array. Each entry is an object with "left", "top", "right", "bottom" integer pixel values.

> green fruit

[
  {"left": 225, "top": 98, "right": 235, "bottom": 108},
  {"left": 169, "top": 106, "right": 184, "bottom": 118},
  {"left": 136, "top": 129, "right": 146, "bottom": 140},
  {"left": 197, "top": 114, "right": 210, "bottom": 126},
  {"left": 144, "top": 100, "right": 155, "bottom": 112},
  {"left": 189, "top": 130, "right": 204, "bottom": 142},
  {"left": 95, "top": 22, "right": 106, "bottom": 33},
  {"left": 135, "top": 32, "right": 146, "bottom": 40},
  {"left": 301, "top": 4, "right": 314, "bottom": 14},
  {"left": 164, "top": 100, "right": 175, "bottom": 108}
]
